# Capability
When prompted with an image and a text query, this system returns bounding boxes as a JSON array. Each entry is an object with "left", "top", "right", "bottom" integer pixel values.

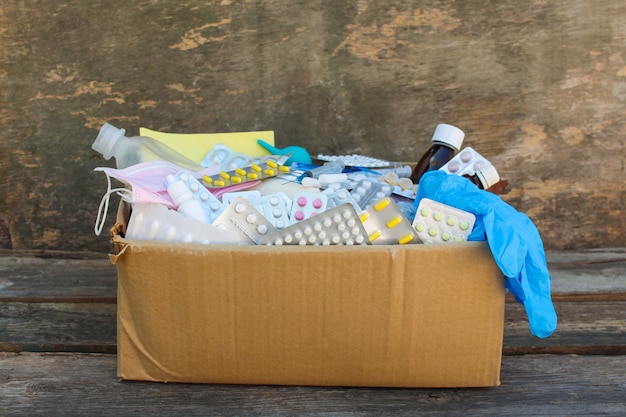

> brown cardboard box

[{"left": 110, "top": 204, "right": 505, "bottom": 388}]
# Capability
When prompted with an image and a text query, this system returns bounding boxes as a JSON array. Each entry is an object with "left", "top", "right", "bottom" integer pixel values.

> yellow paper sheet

[{"left": 139, "top": 127, "right": 274, "bottom": 163}]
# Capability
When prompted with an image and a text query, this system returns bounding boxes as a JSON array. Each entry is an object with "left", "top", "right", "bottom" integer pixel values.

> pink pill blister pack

[
  {"left": 412, "top": 198, "right": 476, "bottom": 244},
  {"left": 439, "top": 147, "right": 492, "bottom": 177},
  {"left": 289, "top": 191, "right": 328, "bottom": 223},
  {"left": 211, "top": 197, "right": 277, "bottom": 244},
  {"left": 359, "top": 197, "right": 420, "bottom": 245},
  {"left": 259, "top": 203, "right": 370, "bottom": 246}
]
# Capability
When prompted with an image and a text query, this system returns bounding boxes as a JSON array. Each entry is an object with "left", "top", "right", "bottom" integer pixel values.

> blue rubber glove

[{"left": 415, "top": 170, "right": 557, "bottom": 338}]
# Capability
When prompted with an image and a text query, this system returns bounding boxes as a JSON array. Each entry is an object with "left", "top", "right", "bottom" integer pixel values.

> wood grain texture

[
  {"left": 0, "top": 250, "right": 624, "bottom": 355},
  {"left": 0, "top": 251, "right": 625, "bottom": 415},
  {"left": 1, "top": 353, "right": 625, "bottom": 417},
  {"left": 0, "top": 1, "right": 624, "bottom": 251}
]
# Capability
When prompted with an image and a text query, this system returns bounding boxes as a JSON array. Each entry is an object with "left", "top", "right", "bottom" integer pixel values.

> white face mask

[{"left": 93, "top": 161, "right": 220, "bottom": 236}]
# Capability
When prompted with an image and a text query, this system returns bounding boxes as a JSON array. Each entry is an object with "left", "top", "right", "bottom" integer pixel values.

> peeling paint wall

[{"left": 0, "top": 1, "right": 624, "bottom": 251}]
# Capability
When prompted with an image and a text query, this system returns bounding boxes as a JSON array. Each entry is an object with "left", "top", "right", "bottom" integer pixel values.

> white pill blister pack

[
  {"left": 323, "top": 188, "right": 363, "bottom": 214},
  {"left": 126, "top": 203, "right": 239, "bottom": 244},
  {"left": 350, "top": 179, "right": 393, "bottom": 210},
  {"left": 249, "top": 192, "right": 292, "bottom": 229},
  {"left": 201, "top": 144, "right": 254, "bottom": 171},
  {"left": 439, "top": 147, "right": 492, "bottom": 177},
  {"left": 259, "top": 203, "right": 370, "bottom": 246},
  {"left": 211, "top": 197, "right": 276, "bottom": 244},
  {"left": 221, "top": 190, "right": 262, "bottom": 206},
  {"left": 359, "top": 197, "right": 419, "bottom": 245},
  {"left": 316, "top": 154, "right": 392, "bottom": 168},
  {"left": 412, "top": 198, "right": 476, "bottom": 244},
  {"left": 169, "top": 170, "right": 225, "bottom": 223}
]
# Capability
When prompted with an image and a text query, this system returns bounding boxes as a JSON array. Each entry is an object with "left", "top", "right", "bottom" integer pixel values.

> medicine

[
  {"left": 289, "top": 191, "right": 328, "bottom": 224},
  {"left": 202, "top": 161, "right": 288, "bottom": 189},
  {"left": 412, "top": 198, "right": 476, "bottom": 244},
  {"left": 168, "top": 170, "right": 225, "bottom": 223},
  {"left": 359, "top": 197, "right": 419, "bottom": 245},
  {"left": 211, "top": 197, "right": 276, "bottom": 244},
  {"left": 165, "top": 174, "right": 210, "bottom": 224},
  {"left": 463, "top": 164, "right": 501, "bottom": 190},
  {"left": 260, "top": 204, "right": 369, "bottom": 246},
  {"left": 409, "top": 124, "right": 464, "bottom": 184}
]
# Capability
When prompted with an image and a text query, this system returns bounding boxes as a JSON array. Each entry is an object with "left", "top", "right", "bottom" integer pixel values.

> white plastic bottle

[
  {"left": 165, "top": 175, "right": 210, "bottom": 224},
  {"left": 92, "top": 123, "right": 205, "bottom": 171}
]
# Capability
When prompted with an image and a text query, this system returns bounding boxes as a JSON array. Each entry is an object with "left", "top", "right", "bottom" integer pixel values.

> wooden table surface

[{"left": 1, "top": 248, "right": 625, "bottom": 416}]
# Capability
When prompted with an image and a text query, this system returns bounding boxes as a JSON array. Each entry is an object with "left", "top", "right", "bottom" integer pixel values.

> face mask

[{"left": 94, "top": 161, "right": 219, "bottom": 236}]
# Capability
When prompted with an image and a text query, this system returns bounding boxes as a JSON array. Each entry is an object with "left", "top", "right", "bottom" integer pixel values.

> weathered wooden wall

[{"left": 0, "top": 1, "right": 624, "bottom": 252}]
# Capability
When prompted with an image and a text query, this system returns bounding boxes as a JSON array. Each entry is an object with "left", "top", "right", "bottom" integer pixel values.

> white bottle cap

[
  {"left": 165, "top": 175, "right": 193, "bottom": 207},
  {"left": 431, "top": 124, "right": 465, "bottom": 151},
  {"left": 92, "top": 123, "right": 126, "bottom": 160},
  {"left": 475, "top": 164, "right": 501, "bottom": 189}
]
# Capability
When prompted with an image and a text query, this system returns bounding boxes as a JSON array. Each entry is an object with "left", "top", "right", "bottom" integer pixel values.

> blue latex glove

[{"left": 415, "top": 170, "right": 557, "bottom": 338}]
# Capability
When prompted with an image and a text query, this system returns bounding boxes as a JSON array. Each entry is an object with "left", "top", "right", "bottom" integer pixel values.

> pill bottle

[
  {"left": 409, "top": 124, "right": 465, "bottom": 184},
  {"left": 463, "top": 164, "right": 501, "bottom": 190},
  {"left": 165, "top": 175, "right": 210, "bottom": 224},
  {"left": 92, "top": 123, "right": 205, "bottom": 171}
]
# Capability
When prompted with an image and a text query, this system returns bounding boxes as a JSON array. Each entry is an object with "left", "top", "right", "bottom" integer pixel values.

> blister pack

[
  {"left": 221, "top": 190, "right": 262, "bottom": 206},
  {"left": 350, "top": 179, "right": 393, "bottom": 210},
  {"left": 259, "top": 203, "right": 370, "bottom": 246},
  {"left": 316, "top": 154, "right": 391, "bottom": 168},
  {"left": 211, "top": 197, "right": 276, "bottom": 244},
  {"left": 412, "top": 198, "right": 476, "bottom": 244},
  {"left": 439, "top": 147, "right": 492, "bottom": 176},
  {"left": 289, "top": 191, "right": 328, "bottom": 223},
  {"left": 249, "top": 192, "right": 292, "bottom": 229},
  {"left": 323, "top": 188, "right": 363, "bottom": 213},
  {"left": 359, "top": 197, "right": 419, "bottom": 245},
  {"left": 201, "top": 144, "right": 254, "bottom": 171},
  {"left": 168, "top": 170, "right": 225, "bottom": 222},
  {"left": 202, "top": 160, "right": 290, "bottom": 189},
  {"left": 126, "top": 203, "right": 239, "bottom": 244}
]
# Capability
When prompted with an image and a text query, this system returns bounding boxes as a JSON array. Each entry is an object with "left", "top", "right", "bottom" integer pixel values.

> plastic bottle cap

[
  {"left": 475, "top": 164, "right": 501, "bottom": 189},
  {"left": 431, "top": 124, "right": 465, "bottom": 151},
  {"left": 91, "top": 123, "right": 127, "bottom": 159},
  {"left": 165, "top": 175, "right": 193, "bottom": 207}
]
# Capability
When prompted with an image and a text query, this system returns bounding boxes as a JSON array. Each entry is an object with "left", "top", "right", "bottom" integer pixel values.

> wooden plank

[
  {"left": 546, "top": 248, "right": 626, "bottom": 296},
  {"left": 0, "top": 256, "right": 116, "bottom": 302},
  {"left": 504, "top": 301, "right": 626, "bottom": 355},
  {"left": 0, "top": 353, "right": 624, "bottom": 416},
  {"left": 0, "top": 248, "right": 624, "bottom": 301},
  {"left": 0, "top": 302, "right": 116, "bottom": 354},
  {"left": 1, "top": 300, "right": 624, "bottom": 355}
]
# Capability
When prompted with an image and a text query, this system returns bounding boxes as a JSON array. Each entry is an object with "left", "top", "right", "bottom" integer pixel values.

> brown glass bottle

[
  {"left": 409, "top": 124, "right": 465, "bottom": 184},
  {"left": 463, "top": 164, "right": 501, "bottom": 190}
]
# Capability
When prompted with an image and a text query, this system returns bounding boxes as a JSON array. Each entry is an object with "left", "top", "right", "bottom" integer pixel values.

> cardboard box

[{"left": 110, "top": 203, "right": 505, "bottom": 388}]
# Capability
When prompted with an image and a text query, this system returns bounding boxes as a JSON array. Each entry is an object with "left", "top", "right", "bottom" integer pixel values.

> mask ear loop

[{"left": 95, "top": 173, "right": 131, "bottom": 236}]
